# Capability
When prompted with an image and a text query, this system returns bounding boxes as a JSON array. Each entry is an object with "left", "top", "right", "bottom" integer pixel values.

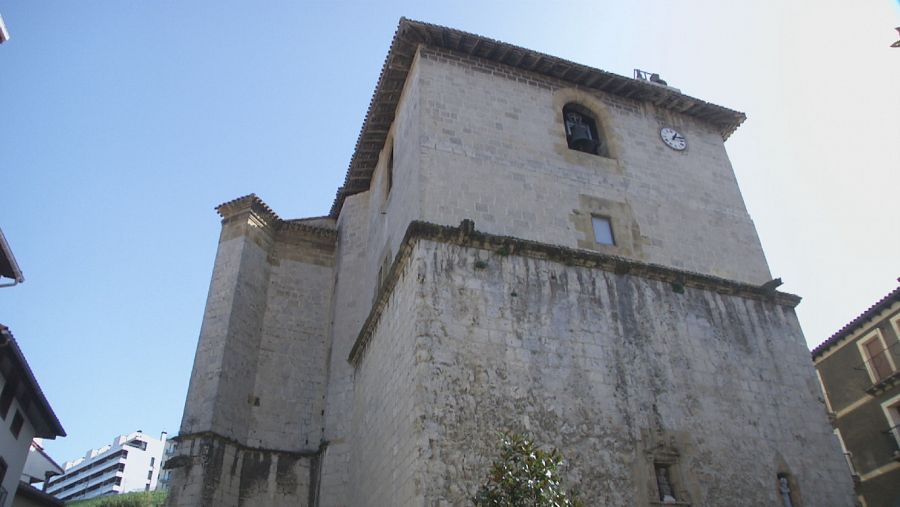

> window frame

[
  {"left": 385, "top": 143, "right": 393, "bottom": 198},
  {"left": 10, "top": 410, "right": 24, "bottom": 439},
  {"left": 857, "top": 329, "right": 896, "bottom": 384},
  {"left": 0, "top": 380, "right": 15, "bottom": 419},
  {"left": 881, "top": 392, "right": 900, "bottom": 448},
  {"left": 891, "top": 313, "right": 900, "bottom": 346},
  {"left": 654, "top": 463, "right": 678, "bottom": 503},
  {"left": 591, "top": 215, "right": 615, "bottom": 246}
]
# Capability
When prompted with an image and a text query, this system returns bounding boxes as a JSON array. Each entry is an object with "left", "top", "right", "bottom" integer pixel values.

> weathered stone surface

[
  {"left": 169, "top": 205, "right": 334, "bottom": 506},
  {"left": 164, "top": 433, "right": 315, "bottom": 507},
  {"left": 168, "top": 19, "right": 853, "bottom": 507},
  {"left": 350, "top": 240, "right": 853, "bottom": 506},
  {"left": 414, "top": 46, "right": 771, "bottom": 285}
]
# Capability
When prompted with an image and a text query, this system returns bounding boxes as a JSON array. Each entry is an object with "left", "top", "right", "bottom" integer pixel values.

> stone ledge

[
  {"left": 216, "top": 194, "right": 338, "bottom": 242},
  {"left": 170, "top": 430, "right": 325, "bottom": 460},
  {"left": 347, "top": 219, "right": 801, "bottom": 366}
]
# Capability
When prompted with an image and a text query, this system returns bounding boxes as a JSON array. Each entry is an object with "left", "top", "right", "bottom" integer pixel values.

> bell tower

[{"left": 167, "top": 18, "right": 855, "bottom": 507}]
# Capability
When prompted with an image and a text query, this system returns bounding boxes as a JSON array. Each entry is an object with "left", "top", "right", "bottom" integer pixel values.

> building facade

[
  {"left": 46, "top": 431, "right": 166, "bottom": 502},
  {"left": 15, "top": 439, "right": 64, "bottom": 507},
  {"left": 813, "top": 285, "right": 900, "bottom": 507},
  {"left": 155, "top": 439, "right": 176, "bottom": 492},
  {"left": 0, "top": 233, "right": 66, "bottom": 507},
  {"left": 0, "top": 327, "right": 65, "bottom": 507},
  {"left": 165, "top": 18, "right": 855, "bottom": 506}
]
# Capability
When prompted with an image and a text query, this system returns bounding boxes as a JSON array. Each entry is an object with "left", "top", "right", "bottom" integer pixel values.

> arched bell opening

[{"left": 563, "top": 103, "right": 608, "bottom": 157}]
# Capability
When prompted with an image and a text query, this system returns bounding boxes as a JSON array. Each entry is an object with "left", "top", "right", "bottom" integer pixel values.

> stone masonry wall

[
  {"left": 319, "top": 45, "right": 776, "bottom": 502},
  {"left": 248, "top": 229, "right": 334, "bottom": 450},
  {"left": 180, "top": 212, "right": 274, "bottom": 441},
  {"left": 415, "top": 46, "right": 771, "bottom": 285},
  {"left": 351, "top": 239, "right": 854, "bottom": 506},
  {"left": 164, "top": 434, "right": 315, "bottom": 507},
  {"left": 171, "top": 207, "right": 334, "bottom": 507},
  {"left": 318, "top": 54, "right": 426, "bottom": 507},
  {"left": 318, "top": 193, "right": 370, "bottom": 507},
  {"left": 349, "top": 249, "right": 425, "bottom": 507},
  {"left": 365, "top": 53, "right": 425, "bottom": 283}
]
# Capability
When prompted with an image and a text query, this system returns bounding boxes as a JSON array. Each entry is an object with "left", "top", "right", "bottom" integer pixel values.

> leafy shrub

[{"left": 474, "top": 432, "right": 582, "bottom": 507}]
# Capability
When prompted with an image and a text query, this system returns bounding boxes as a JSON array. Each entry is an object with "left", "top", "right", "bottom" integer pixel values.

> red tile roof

[{"left": 811, "top": 284, "right": 900, "bottom": 358}]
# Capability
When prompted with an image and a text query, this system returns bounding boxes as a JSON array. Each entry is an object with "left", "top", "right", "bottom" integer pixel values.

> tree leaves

[{"left": 473, "top": 432, "right": 582, "bottom": 507}]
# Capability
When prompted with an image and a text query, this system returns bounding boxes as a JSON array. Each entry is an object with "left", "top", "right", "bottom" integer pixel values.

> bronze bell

[
  {"left": 565, "top": 114, "right": 597, "bottom": 153},
  {"left": 565, "top": 111, "right": 599, "bottom": 154},
  {"left": 569, "top": 123, "right": 597, "bottom": 153}
]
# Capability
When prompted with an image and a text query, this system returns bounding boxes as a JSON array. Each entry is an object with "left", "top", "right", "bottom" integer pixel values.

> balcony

[{"left": 865, "top": 369, "right": 900, "bottom": 396}]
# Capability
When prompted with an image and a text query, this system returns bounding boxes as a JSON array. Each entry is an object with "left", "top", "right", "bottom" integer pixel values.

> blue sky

[{"left": 1, "top": 1, "right": 898, "bottom": 465}]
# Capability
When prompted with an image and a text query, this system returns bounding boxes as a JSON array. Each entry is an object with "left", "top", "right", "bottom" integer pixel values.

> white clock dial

[{"left": 660, "top": 127, "right": 687, "bottom": 151}]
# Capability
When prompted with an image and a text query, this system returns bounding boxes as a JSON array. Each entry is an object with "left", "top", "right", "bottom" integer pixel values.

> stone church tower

[{"left": 165, "top": 18, "right": 854, "bottom": 506}]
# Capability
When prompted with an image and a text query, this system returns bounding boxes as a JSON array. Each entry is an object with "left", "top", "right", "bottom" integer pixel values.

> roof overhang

[
  {"left": 330, "top": 18, "right": 747, "bottom": 217},
  {"left": 16, "top": 482, "right": 64, "bottom": 507},
  {"left": 811, "top": 285, "right": 900, "bottom": 359},
  {"left": 0, "top": 14, "right": 9, "bottom": 44},
  {"left": 0, "top": 227, "right": 24, "bottom": 284},
  {"left": 22, "top": 441, "right": 65, "bottom": 483},
  {"left": 0, "top": 325, "right": 65, "bottom": 438}
]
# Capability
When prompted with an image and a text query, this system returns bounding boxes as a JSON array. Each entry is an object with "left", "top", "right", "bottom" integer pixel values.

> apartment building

[
  {"left": 813, "top": 284, "right": 900, "bottom": 506},
  {"left": 45, "top": 431, "right": 166, "bottom": 502}
]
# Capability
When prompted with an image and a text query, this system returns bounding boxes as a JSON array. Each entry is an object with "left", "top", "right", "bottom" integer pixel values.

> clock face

[{"left": 660, "top": 127, "right": 687, "bottom": 151}]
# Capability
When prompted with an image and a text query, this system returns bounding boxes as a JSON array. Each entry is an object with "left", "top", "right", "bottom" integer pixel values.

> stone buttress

[{"left": 165, "top": 195, "right": 335, "bottom": 507}]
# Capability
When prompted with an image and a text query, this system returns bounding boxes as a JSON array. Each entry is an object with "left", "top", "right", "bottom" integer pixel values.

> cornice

[
  {"left": 330, "top": 18, "right": 747, "bottom": 217},
  {"left": 348, "top": 220, "right": 800, "bottom": 366},
  {"left": 169, "top": 431, "right": 324, "bottom": 460},
  {"left": 215, "top": 194, "right": 337, "bottom": 241}
]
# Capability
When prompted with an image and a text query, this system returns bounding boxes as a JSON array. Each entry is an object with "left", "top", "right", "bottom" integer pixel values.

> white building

[
  {"left": 154, "top": 439, "right": 176, "bottom": 492},
  {"left": 45, "top": 431, "right": 166, "bottom": 502},
  {"left": 0, "top": 327, "right": 66, "bottom": 507}
]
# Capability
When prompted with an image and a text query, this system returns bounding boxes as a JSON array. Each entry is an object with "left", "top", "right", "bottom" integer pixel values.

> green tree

[{"left": 474, "top": 432, "right": 583, "bottom": 507}]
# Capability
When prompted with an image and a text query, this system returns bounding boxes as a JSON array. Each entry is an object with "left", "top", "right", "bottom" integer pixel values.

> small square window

[{"left": 592, "top": 216, "right": 615, "bottom": 245}]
